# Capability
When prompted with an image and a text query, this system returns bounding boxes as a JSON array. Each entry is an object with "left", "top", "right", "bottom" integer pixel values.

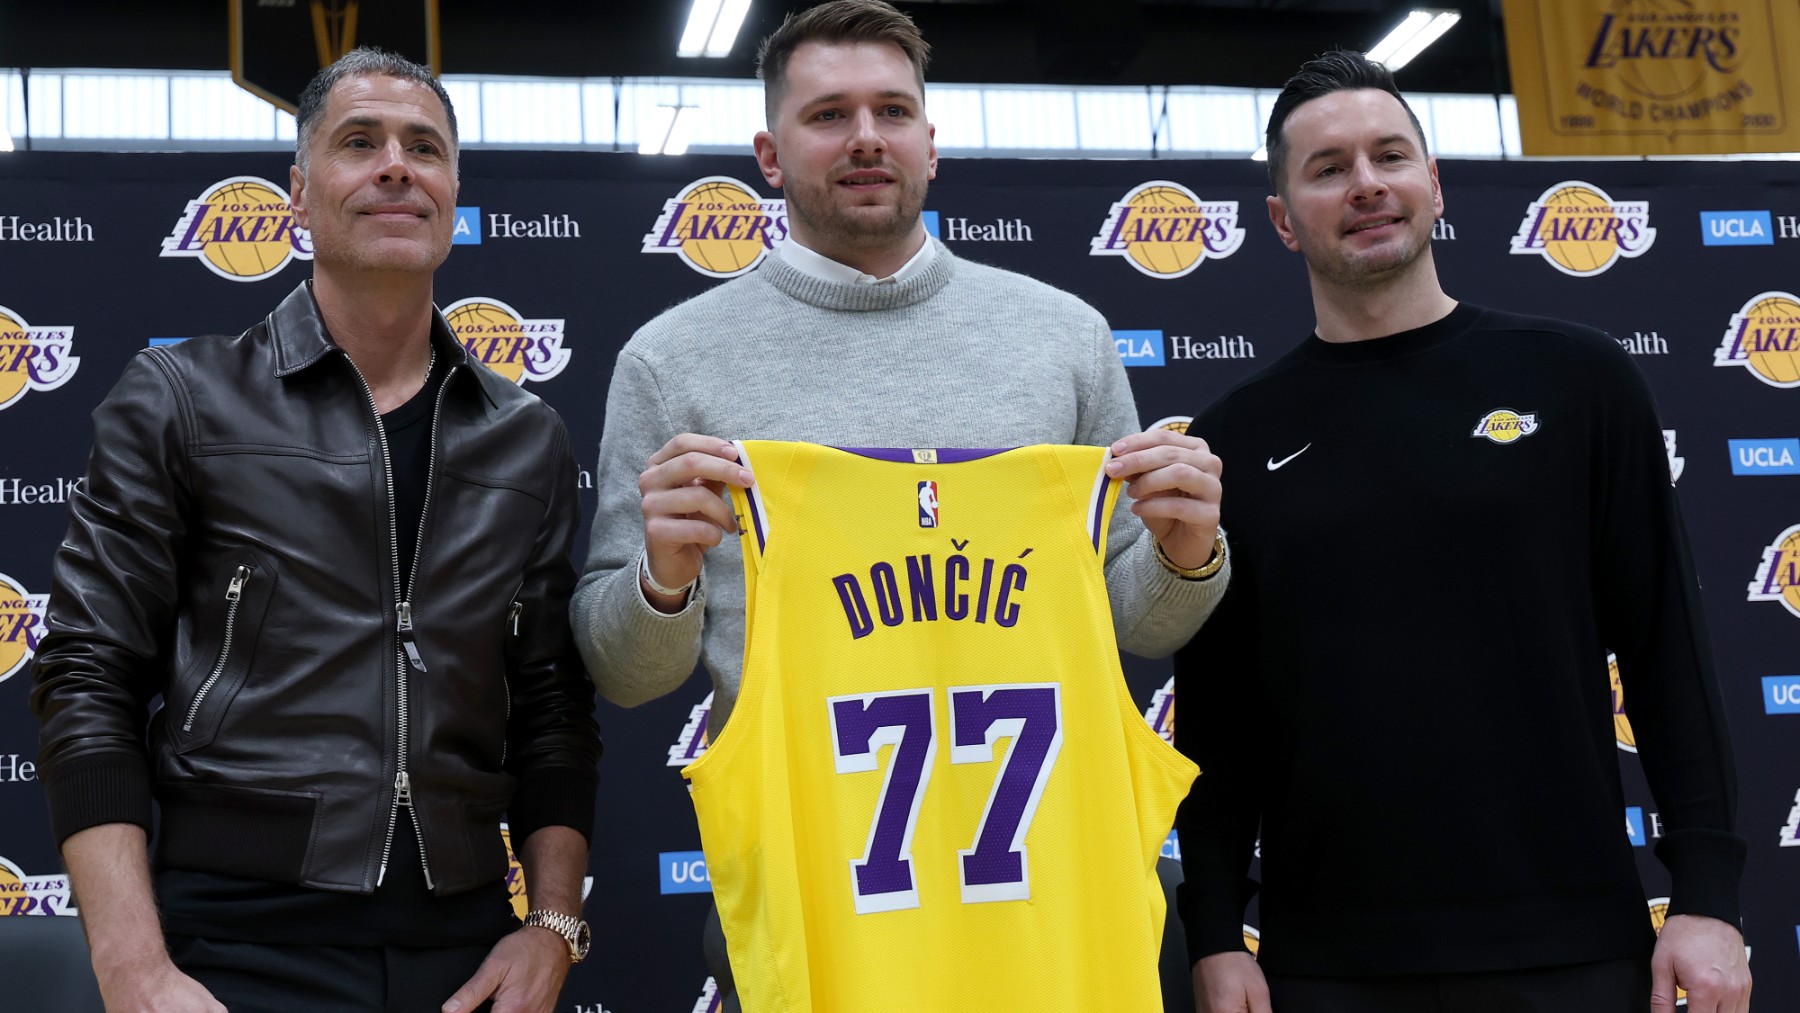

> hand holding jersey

[
  {"left": 1108, "top": 428, "right": 1224, "bottom": 571},
  {"left": 639, "top": 428, "right": 1223, "bottom": 612},
  {"left": 637, "top": 434, "right": 756, "bottom": 611}
]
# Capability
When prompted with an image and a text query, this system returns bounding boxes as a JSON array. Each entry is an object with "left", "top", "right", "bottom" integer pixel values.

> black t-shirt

[
  {"left": 158, "top": 358, "right": 518, "bottom": 946},
  {"left": 1171, "top": 304, "right": 1741, "bottom": 976}
]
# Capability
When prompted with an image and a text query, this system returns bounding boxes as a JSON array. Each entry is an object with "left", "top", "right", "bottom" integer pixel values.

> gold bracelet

[{"left": 1154, "top": 530, "right": 1226, "bottom": 580}]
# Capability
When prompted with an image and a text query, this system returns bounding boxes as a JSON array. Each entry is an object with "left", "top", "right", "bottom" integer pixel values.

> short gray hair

[{"left": 294, "top": 47, "right": 458, "bottom": 174}]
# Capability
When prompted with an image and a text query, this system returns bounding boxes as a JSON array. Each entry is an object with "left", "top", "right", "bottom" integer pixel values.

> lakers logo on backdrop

[
  {"left": 1509, "top": 181, "right": 1654, "bottom": 276},
  {"left": 1090, "top": 181, "right": 1245, "bottom": 279},
  {"left": 1471, "top": 409, "right": 1540, "bottom": 444},
  {"left": 0, "top": 572, "right": 48, "bottom": 686},
  {"left": 161, "top": 176, "right": 313, "bottom": 281},
  {"left": 1143, "top": 677, "right": 1175, "bottom": 744},
  {"left": 0, "top": 305, "right": 78, "bottom": 411},
  {"left": 1748, "top": 524, "right": 1800, "bottom": 619},
  {"left": 1242, "top": 925, "right": 1261, "bottom": 957},
  {"left": 0, "top": 853, "right": 75, "bottom": 916},
  {"left": 1608, "top": 653, "right": 1636, "bottom": 753},
  {"left": 1714, "top": 292, "right": 1800, "bottom": 389},
  {"left": 668, "top": 692, "right": 713, "bottom": 768},
  {"left": 1149, "top": 415, "right": 1193, "bottom": 437},
  {"left": 641, "top": 176, "right": 788, "bottom": 278},
  {"left": 442, "top": 298, "right": 570, "bottom": 387}
]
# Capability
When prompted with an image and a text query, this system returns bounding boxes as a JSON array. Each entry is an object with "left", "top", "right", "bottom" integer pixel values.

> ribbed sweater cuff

[
  {"left": 1657, "top": 829, "right": 1747, "bottom": 927},
  {"left": 508, "top": 765, "right": 599, "bottom": 846},
  {"left": 45, "top": 750, "right": 154, "bottom": 845},
  {"left": 1177, "top": 877, "right": 1257, "bottom": 965}
]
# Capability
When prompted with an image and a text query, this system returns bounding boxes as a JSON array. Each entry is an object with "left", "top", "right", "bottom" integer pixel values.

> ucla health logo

[
  {"left": 1625, "top": 806, "right": 1647, "bottom": 847},
  {"left": 1715, "top": 292, "right": 1800, "bottom": 388},
  {"left": 1663, "top": 430, "right": 1684, "bottom": 483},
  {"left": 1765, "top": 675, "right": 1800, "bottom": 714},
  {"left": 0, "top": 853, "right": 75, "bottom": 916},
  {"left": 1730, "top": 439, "right": 1800, "bottom": 476},
  {"left": 668, "top": 692, "right": 713, "bottom": 768},
  {"left": 1609, "top": 654, "right": 1636, "bottom": 753},
  {"left": 1143, "top": 676, "right": 1175, "bottom": 744},
  {"left": 441, "top": 298, "right": 570, "bottom": 387},
  {"left": 1090, "top": 181, "right": 1244, "bottom": 279},
  {"left": 0, "top": 572, "right": 47, "bottom": 686},
  {"left": 1748, "top": 524, "right": 1800, "bottom": 619},
  {"left": 161, "top": 176, "right": 313, "bottom": 281},
  {"left": 1701, "top": 211, "right": 1774, "bottom": 247},
  {"left": 660, "top": 851, "right": 711, "bottom": 894},
  {"left": 0, "top": 304, "right": 78, "bottom": 411},
  {"left": 1509, "top": 181, "right": 1654, "bottom": 277},
  {"left": 642, "top": 176, "right": 788, "bottom": 279},
  {"left": 1113, "top": 330, "right": 1165, "bottom": 368},
  {"left": 1471, "top": 408, "right": 1539, "bottom": 445}
]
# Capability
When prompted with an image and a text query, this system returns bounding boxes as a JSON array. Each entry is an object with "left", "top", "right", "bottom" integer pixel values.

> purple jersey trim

[
  {"left": 833, "top": 447, "right": 1011, "bottom": 463},
  {"left": 1090, "top": 465, "right": 1112, "bottom": 552}
]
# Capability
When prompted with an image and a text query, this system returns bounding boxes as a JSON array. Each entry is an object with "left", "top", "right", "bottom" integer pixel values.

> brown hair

[{"left": 756, "top": 0, "right": 932, "bottom": 121}]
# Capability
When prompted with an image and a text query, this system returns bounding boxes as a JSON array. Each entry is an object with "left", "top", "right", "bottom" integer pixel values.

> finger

[
  {"left": 644, "top": 517, "right": 731, "bottom": 552},
  {"left": 1650, "top": 955, "right": 1678, "bottom": 1013},
  {"left": 443, "top": 958, "right": 505, "bottom": 1013},
  {"left": 640, "top": 453, "right": 755, "bottom": 496},
  {"left": 1111, "top": 429, "right": 1204, "bottom": 456},
  {"left": 643, "top": 486, "right": 740, "bottom": 531},
  {"left": 646, "top": 434, "right": 740, "bottom": 468},
  {"left": 1126, "top": 464, "right": 1222, "bottom": 503},
  {"left": 1108, "top": 445, "right": 1219, "bottom": 482}
]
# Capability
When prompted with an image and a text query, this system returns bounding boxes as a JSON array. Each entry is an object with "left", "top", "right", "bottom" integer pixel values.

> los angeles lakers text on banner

[
  {"left": 641, "top": 176, "right": 788, "bottom": 279},
  {"left": 1501, "top": 0, "right": 1800, "bottom": 155},
  {"left": 161, "top": 176, "right": 313, "bottom": 282},
  {"left": 1090, "top": 181, "right": 1244, "bottom": 279},
  {"left": 441, "top": 297, "right": 570, "bottom": 387}
]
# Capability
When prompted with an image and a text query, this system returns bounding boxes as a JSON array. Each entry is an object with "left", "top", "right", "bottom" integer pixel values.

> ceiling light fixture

[
  {"left": 678, "top": 0, "right": 753, "bottom": 58},
  {"left": 1365, "top": 9, "right": 1461, "bottom": 71},
  {"left": 640, "top": 103, "right": 696, "bottom": 156}
]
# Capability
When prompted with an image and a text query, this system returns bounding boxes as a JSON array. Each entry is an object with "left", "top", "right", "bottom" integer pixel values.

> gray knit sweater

[{"left": 572, "top": 241, "right": 1228, "bottom": 732}]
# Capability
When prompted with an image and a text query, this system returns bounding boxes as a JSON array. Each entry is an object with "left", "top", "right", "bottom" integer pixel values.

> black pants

[
  {"left": 1265, "top": 957, "right": 1651, "bottom": 1013},
  {"left": 166, "top": 934, "right": 496, "bottom": 1013}
]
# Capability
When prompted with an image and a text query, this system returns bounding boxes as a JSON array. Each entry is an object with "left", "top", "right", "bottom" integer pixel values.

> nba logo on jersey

[{"left": 917, "top": 481, "right": 939, "bottom": 528}]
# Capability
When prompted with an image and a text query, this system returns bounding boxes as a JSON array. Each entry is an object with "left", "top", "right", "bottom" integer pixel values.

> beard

[
  {"left": 1296, "top": 214, "right": 1434, "bottom": 291},
  {"left": 783, "top": 166, "right": 928, "bottom": 252}
]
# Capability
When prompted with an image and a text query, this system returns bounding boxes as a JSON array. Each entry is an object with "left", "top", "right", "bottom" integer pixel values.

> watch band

[
  {"left": 1154, "top": 530, "right": 1227, "bottom": 581},
  {"left": 523, "top": 908, "right": 590, "bottom": 963},
  {"left": 640, "top": 549, "right": 696, "bottom": 597}
]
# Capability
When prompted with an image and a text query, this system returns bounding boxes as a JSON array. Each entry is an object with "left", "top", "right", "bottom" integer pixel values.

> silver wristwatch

[{"left": 523, "top": 908, "right": 591, "bottom": 963}]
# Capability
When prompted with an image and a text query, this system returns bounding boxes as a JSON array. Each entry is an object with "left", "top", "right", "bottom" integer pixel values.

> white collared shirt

[{"left": 779, "top": 232, "right": 937, "bottom": 286}]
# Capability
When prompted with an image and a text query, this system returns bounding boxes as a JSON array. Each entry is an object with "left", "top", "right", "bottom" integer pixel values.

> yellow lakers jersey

[{"left": 687, "top": 442, "right": 1198, "bottom": 1012}]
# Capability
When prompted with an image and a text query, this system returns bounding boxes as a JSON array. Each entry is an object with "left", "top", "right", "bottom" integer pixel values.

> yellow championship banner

[{"left": 1502, "top": 0, "right": 1800, "bottom": 156}]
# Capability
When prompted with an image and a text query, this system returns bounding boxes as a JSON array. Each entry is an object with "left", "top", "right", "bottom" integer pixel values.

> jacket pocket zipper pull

[
  {"left": 397, "top": 602, "right": 428, "bottom": 672},
  {"left": 508, "top": 601, "right": 523, "bottom": 636}
]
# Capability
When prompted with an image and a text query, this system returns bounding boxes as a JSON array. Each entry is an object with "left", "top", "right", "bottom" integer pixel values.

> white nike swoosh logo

[{"left": 1267, "top": 444, "right": 1312, "bottom": 471}]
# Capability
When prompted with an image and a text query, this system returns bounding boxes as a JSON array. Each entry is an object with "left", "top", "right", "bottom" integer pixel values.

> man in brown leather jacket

[{"left": 31, "top": 49, "right": 600, "bottom": 1013}]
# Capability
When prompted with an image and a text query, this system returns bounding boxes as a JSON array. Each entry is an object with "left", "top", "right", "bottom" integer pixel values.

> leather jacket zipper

[
  {"left": 502, "top": 600, "right": 521, "bottom": 765},
  {"left": 182, "top": 565, "right": 251, "bottom": 732},
  {"left": 351, "top": 352, "right": 452, "bottom": 892}
]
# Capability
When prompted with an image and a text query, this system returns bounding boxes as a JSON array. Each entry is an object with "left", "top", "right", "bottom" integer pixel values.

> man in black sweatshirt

[{"left": 1175, "top": 51, "right": 1749, "bottom": 1013}]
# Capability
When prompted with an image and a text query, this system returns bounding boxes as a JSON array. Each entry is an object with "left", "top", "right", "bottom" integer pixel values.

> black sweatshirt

[{"left": 1173, "top": 303, "right": 1744, "bottom": 977}]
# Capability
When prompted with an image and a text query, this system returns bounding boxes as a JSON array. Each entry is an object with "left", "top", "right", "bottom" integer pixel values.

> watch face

[{"left": 573, "top": 921, "right": 592, "bottom": 960}]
